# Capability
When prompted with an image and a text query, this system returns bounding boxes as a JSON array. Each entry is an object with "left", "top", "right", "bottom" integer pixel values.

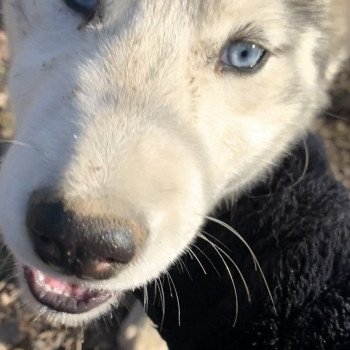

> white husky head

[{"left": 0, "top": 0, "right": 349, "bottom": 325}]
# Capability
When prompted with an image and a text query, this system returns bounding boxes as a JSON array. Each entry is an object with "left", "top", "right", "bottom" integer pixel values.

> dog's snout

[{"left": 26, "top": 189, "right": 144, "bottom": 280}]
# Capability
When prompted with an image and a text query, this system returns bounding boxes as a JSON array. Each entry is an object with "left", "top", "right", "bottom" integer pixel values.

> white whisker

[
  {"left": 186, "top": 246, "right": 207, "bottom": 275},
  {"left": 166, "top": 272, "right": 181, "bottom": 326},
  {"left": 199, "top": 236, "right": 239, "bottom": 326},
  {"left": 289, "top": 136, "right": 309, "bottom": 188},
  {"left": 177, "top": 257, "right": 193, "bottom": 281},
  {"left": 199, "top": 232, "right": 251, "bottom": 303},
  {"left": 202, "top": 230, "right": 232, "bottom": 253},
  {"left": 205, "top": 216, "right": 276, "bottom": 311},
  {"left": 153, "top": 280, "right": 159, "bottom": 305},
  {"left": 192, "top": 243, "right": 221, "bottom": 278},
  {"left": 0, "top": 139, "right": 32, "bottom": 148},
  {"left": 159, "top": 276, "right": 166, "bottom": 330},
  {"left": 143, "top": 284, "right": 149, "bottom": 312},
  {"left": 324, "top": 111, "right": 349, "bottom": 122}
]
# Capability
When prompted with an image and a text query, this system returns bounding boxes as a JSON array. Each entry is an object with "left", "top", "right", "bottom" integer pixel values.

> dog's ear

[{"left": 325, "top": 0, "right": 350, "bottom": 83}]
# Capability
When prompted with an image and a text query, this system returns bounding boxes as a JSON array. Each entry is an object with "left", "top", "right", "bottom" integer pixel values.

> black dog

[{"left": 137, "top": 134, "right": 350, "bottom": 350}]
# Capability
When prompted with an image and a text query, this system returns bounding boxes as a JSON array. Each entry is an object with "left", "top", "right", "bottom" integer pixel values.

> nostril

[
  {"left": 99, "top": 257, "right": 118, "bottom": 264},
  {"left": 33, "top": 237, "right": 62, "bottom": 264},
  {"left": 37, "top": 235, "right": 51, "bottom": 244},
  {"left": 27, "top": 193, "right": 65, "bottom": 234},
  {"left": 76, "top": 258, "right": 114, "bottom": 280},
  {"left": 73, "top": 225, "right": 139, "bottom": 279},
  {"left": 93, "top": 259, "right": 114, "bottom": 275},
  {"left": 83, "top": 223, "right": 138, "bottom": 266},
  {"left": 26, "top": 188, "right": 68, "bottom": 271}
]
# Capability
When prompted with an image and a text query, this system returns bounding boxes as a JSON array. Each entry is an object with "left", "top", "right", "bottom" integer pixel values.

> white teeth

[
  {"left": 37, "top": 285, "right": 67, "bottom": 299},
  {"left": 36, "top": 280, "right": 63, "bottom": 295},
  {"left": 37, "top": 271, "right": 45, "bottom": 283},
  {"left": 30, "top": 269, "right": 100, "bottom": 301}
]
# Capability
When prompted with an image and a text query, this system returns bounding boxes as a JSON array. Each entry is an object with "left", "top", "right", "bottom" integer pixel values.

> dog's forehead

[
  {"left": 100, "top": 0, "right": 324, "bottom": 41},
  {"left": 10, "top": 0, "right": 325, "bottom": 43},
  {"left": 104, "top": 0, "right": 279, "bottom": 25},
  {"left": 104, "top": 0, "right": 324, "bottom": 23}
]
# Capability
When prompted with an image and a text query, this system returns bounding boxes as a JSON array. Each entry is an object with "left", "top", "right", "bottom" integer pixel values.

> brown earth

[{"left": 0, "top": 27, "right": 349, "bottom": 350}]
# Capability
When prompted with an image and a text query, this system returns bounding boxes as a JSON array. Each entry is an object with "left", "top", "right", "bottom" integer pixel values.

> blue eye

[
  {"left": 223, "top": 41, "right": 267, "bottom": 71},
  {"left": 64, "top": 0, "right": 98, "bottom": 16}
]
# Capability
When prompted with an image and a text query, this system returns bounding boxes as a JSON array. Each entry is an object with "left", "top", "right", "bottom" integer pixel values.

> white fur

[{"left": 0, "top": 0, "right": 349, "bottom": 325}]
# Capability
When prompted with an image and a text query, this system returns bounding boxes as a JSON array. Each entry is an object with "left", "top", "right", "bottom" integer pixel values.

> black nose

[{"left": 26, "top": 189, "right": 142, "bottom": 280}]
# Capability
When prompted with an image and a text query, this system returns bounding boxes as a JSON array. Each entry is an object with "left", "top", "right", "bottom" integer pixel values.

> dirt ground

[{"left": 0, "top": 25, "right": 349, "bottom": 350}]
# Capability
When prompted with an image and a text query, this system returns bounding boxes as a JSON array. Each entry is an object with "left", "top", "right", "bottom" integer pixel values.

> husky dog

[{"left": 0, "top": 0, "right": 349, "bottom": 327}]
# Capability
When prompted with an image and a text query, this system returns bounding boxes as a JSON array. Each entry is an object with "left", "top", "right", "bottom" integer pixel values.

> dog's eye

[
  {"left": 222, "top": 41, "right": 267, "bottom": 72},
  {"left": 64, "top": 0, "right": 98, "bottom": 16}
]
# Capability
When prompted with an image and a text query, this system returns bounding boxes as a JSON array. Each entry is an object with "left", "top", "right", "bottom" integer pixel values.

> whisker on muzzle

[
  {"left": 0, "top": 139, "right": 32, "bottom": 148},
  {"left": 204, "top": 216, "right": 276, "bottom": 312},
  {"left": 165, "top": 272, "right": 181, "bottom": 327},
  {"left": 197, "top": 232, "right": 240, "bottom": 327}
]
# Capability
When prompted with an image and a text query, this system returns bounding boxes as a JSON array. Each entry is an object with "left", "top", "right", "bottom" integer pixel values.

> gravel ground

[{"left": 0, "top": 29, "right": 348, "bottom": 350}]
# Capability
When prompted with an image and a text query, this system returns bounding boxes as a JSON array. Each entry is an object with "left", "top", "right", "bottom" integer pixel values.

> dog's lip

[{"left": 23, "top": 266, "right": 112, "bottom": 314}]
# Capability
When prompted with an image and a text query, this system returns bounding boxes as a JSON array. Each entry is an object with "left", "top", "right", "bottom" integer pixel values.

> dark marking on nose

[{"left": 26, "top": 189, "right": 146, "bottom": 280}]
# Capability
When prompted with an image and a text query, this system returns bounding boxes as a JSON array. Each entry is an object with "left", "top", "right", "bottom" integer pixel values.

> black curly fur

[{"left": 136, "top": 133, "right": 350, "bottom": 350}]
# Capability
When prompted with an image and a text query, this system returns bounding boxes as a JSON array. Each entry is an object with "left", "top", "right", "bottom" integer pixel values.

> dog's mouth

[{"left": 23, "top": 267, "right": 112, "bottom": 314}]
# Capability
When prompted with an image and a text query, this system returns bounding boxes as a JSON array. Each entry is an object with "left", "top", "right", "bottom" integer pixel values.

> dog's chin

[{"left": 19, "top": 265, "right": 121, "bottom": 326}]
